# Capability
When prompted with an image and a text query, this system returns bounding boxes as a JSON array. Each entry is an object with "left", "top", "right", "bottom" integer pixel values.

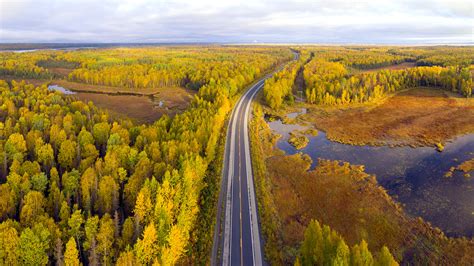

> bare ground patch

[
  {"left": 350, "top": 62, "right": 416, "bottom": 74},
  {"left": 48, "top": 67, "right": 75, "bottom": 77}
]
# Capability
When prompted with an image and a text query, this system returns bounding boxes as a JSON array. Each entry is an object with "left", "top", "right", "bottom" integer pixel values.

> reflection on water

[
  {"left": 48, "top": 85, "right": 76, "bottom": 95},
  {"left": 268, "top": 118, "right": 474, "bottom": 237}
]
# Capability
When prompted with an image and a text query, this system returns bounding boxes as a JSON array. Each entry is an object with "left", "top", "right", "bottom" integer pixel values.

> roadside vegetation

[
  {"left": 263, "top": 50, "right": 312, "bottom": 109},
  {"left": 0, "top": 46, "right": 293, "bottom": 265}
]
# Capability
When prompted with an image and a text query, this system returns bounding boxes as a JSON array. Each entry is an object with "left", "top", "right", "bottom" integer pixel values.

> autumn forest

[{"left": 0, "top": 44, "right": 473, "bottom": 265}]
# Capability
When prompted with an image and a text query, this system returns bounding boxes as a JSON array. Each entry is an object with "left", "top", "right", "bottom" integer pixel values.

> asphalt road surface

[{"left": 212, "top": 52, "right": 297, "bottom": 266}]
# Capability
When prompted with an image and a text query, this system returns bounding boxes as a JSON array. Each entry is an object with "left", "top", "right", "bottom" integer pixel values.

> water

[
  {"left": 48, "top": 85, "right": 76, "bottom": 95},
  {"left": 268, "top": 118, "right": 474, "bottom": 237}
]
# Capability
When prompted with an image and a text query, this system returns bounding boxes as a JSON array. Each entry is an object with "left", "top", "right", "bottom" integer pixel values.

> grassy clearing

[
  {"left": 72, "top": 92, "right": 167, "bottom": 124},
  {"left": 51, "top": 80, "right": 196, "bottom": 113},
  {"left": 299, "top": 88, "right": 474, "bottom": 146},
  {"left": 0, "top": 74, "right": 195, "bottom": 96},
  {"left": 350, "top": 62, "right": 416, "bottom": 74}
]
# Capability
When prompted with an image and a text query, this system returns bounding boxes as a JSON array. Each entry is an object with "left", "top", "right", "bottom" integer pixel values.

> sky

[{"left": 0, "top": 0, "right": 473, "bottom": 44}]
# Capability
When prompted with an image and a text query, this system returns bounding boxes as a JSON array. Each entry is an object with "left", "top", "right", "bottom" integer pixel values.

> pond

[
  {"left": 48, "top": 84, "right": 76, "bottom": 95},
  {"left": 268, "top": 116, "right": 474, "bottom": 237}
]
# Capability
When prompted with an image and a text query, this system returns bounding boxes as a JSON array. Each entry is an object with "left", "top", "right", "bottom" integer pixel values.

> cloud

[{"left": 0, "top": 0, "right": 472, "bottom": 43}]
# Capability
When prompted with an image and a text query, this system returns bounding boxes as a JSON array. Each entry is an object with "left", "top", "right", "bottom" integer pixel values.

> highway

[{"left": 212, "top": 53, "right": 297, "bottom": 266}]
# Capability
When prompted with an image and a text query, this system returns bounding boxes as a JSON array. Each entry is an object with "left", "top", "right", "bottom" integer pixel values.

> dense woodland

[
  {"left": 0, "top": 47, "right": 290, "bottom": 93},
  {"left": 263, "top": 50, "right": 311, "bottom": 109},
  {"left": 296, "top": 220, "right": 397, "bottom": 266},
  {"left": 263, "top": 47, "right": 473, "bottom": 108},
  {"left": 0, "top": 47, "right": 292, "bottom": 265}
]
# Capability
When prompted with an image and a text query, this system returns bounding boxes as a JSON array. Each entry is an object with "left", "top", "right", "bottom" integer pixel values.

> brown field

[
  {"left": 67, "top": 85, "right": 194, "bottom": 123},
  {"left": 48, "top": 67, "right": 74, "bottom": 77},
  {"left": 300, "top": 88, "right": 474, "bottom": 146},
  {"left": 72, "top": 86, "right": 194, "bottom": 123},
  {"left": 264, "top": 153, "right": 474, "bottom": 265},
  {"left": 351, "top": 62, "right": 416, "bottom": 74},
  {"left": 73, "top": 93, "right": 161, "bottom": 123}
]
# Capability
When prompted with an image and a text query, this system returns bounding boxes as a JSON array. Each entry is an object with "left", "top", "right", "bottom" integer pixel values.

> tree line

[
  {"left": 303, "top": 60, "right": 472, "bottom": 105},
  {"left": 263, "top": 50, "right": 312, "bottom": 109},
  {"left": 262, "top": 47, "right": 473, "bottom": 108},
  {"left": 309, "top": 47, "right": 411, "bottom": 70}
]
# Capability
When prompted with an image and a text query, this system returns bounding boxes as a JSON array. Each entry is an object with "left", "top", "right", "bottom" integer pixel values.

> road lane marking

[
  {"left": 219, "top": 57, "right": 295, "bottom": 265},
  {"left": 238, "top": 110, "right": 243, "bottom": 265},
  {"left": 243, "top": 83, "right": 264, "bottom": 265},
  {"left": 222, "top": 81, "right": 259, "bottom": 265}
]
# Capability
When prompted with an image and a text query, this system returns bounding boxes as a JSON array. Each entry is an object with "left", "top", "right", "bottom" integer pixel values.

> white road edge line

[
  {"left": 244, "top": 82, "right": 264, "bottom": 266},
  {"left": 222, "top": 80, "right": 262, "bottom": 265},
  {"left": 221, "top": 54, "right": 296, "bottom": 266}
]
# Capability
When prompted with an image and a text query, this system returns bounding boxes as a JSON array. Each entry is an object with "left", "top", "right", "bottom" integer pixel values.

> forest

[
  {"left": 0, "top": 46, "right": 292, "bottom": 265},
  {"left": 296, "top": 220, "right": 397, "bottom": 266},
  {"left": 263, "top": 50, "right": 312, "bottom": 109},
  {"left": 0, "top": 47, "right": 291, "bottom": 94},
  {"left": 262, "top": 46, "right": 473, "bottom": 108},
  {"left": 1, "top": 45, "right": 472, "bottom": 265}
]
